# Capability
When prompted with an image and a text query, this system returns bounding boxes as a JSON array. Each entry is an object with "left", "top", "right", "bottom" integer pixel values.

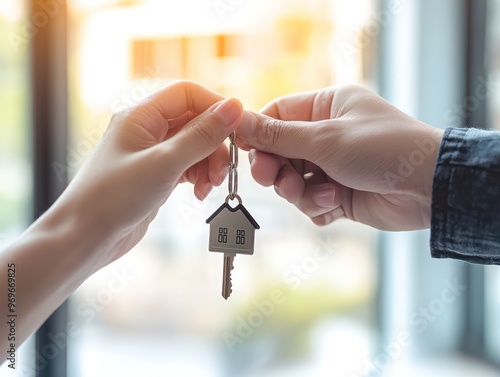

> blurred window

[
  {"left": 0, "top": 0, "right": 34, "bottom": 375},
  {"left": 0, "top": 0, "right": 31, "bottom": 242}
]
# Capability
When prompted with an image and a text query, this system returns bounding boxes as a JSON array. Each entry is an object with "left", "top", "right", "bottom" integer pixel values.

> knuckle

[
  {"left": 111, "top": 107, "right": 132, "bottom": 120},
  {"left": 259, "top": 118, "right": 286, "bottom": 148},
  {"left": 108, "top": 108, "right": 134, "bottom": 132},
  {"left": 311, "top": 120, "right": 349, "bottom": 162},
  {"left": 172, "top": 79, "right": 196, "bottom": 90},
  {"left": 189, "top": 117, "right": 219, "bottom": 145},
  {"left": 306, "top": 121, "right": 335, "bottom": 164},
  {"left": 168, "top": 79, "right": 197, "bottom": 106},
  {"left": 190, "top": 119, "right": 213, "bottom": 141}
]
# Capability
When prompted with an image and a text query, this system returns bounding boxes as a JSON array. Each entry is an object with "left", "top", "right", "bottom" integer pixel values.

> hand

[
  {"left": 0, "top": 81, "right": 244, "bottom": 354},
  {"left": 236, "top": 85, "right": 444, "bottom": 231},
  {"left": 57, "top": 80, "right": 243, "bottom": 268}
]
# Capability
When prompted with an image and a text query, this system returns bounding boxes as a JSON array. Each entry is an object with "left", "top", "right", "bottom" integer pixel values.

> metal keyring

[
  {"left": 228, "top": 131, "right": 238, "bottom": 200},
  {"left": 225, "top": 194, "right": 242, "bottom": 205}
]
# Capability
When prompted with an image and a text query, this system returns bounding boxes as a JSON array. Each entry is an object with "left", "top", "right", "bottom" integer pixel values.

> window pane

[
  {"left": 0, "top": 1, "right": 31, "bottom": 239},
  {"left": 485, "top": 266, "right": 500, "bottom": 361},
  {"left": 488, "top": 0, "right": 500, "bottom": 131},
  {"left": 67, "top": 1, "right": 379, "bottom": 376},
  {"left": 0, "top": 0, "right": 34, "bottom": 375}
]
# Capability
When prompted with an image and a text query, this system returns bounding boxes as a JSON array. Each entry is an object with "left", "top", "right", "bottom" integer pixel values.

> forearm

[
  {"left": 0, "top": 200, "right": 103, "bottom": 362},
  {"left": 431, "top": 127, "right": 500, "bottom": 264}
]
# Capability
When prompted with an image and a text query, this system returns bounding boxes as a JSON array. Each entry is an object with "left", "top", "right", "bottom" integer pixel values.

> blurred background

[{"left": 0, "top": 0, "right": 499, "bottom": 376}]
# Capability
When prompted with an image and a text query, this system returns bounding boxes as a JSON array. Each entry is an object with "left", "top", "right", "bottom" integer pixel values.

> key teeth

[
  {"left": 227, "top": 277, "right": 233, "bottom": 299},
  {"left": 226, "top": 275, "right": 233, "bottom": 300},
  {"left": 224, "top": 287, "right": 232, "bottom": 300}
]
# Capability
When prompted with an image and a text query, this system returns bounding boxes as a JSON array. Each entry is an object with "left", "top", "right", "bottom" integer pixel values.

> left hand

[{"left": 55, "top": 80, "right": 243, "bottom": 269}]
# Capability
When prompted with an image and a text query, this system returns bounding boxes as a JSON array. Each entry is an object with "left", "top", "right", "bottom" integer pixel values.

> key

[
  {"left": 206, "top": 132, "right": 260, "bottom": 299},
  {"left": 222, "top": 253, "right": 235, "bottom": 299},
  {"left": 206, "top": 195, "right": 260, "bottom": 299}
]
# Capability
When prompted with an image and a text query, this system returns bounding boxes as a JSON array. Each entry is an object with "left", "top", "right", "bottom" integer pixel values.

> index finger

[
  {"left": 260, "top": 88, "right": 335, "bottom": 122},
  {"left": 141, "top": 80, "right": 225, "bottom": 120}
]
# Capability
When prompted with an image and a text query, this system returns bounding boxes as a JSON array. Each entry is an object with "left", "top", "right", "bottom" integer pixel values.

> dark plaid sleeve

[{"left": 431, "top": 127, "right": 500, "bottom": 264}]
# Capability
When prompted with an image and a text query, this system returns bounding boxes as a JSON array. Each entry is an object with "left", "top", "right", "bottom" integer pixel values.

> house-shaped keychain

[{"left": 206, "top": 202, "right": 260, "bottom": 255}]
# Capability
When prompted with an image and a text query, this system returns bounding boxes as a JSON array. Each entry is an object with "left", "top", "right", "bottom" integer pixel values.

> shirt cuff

[{"left": 430, "top": 127, "right": 500, "bottom": 265}]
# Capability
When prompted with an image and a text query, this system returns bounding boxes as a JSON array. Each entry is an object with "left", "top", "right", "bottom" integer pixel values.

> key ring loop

[
  {"left": 228, "top": 131, "right": 238, "bottom": 200},
  {"left": 225, "top": 194, "right": 242, "bottom": 205}
]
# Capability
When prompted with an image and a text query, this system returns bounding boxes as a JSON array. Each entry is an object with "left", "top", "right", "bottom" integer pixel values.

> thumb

[
  {"left": 237, "top": 111, "right": 323, "bottom": 161},
  {"left": 165, "top": 98, "right": 243, "bottom": 170}
]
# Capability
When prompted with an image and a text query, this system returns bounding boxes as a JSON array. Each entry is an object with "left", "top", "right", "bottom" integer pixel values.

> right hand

[{"left": 236, "top": 85, "right": 444, "bottom": 231}]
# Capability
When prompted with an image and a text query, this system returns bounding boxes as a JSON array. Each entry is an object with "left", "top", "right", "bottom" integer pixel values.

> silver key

[
  {"left": 222, "top": 253, "right": 235, "bottom": 299},
  {"left": 206, "top": 132, "right": 259, "bottom": 299},
  {"left": 206, "top": 196, "right": 260, "bottom": 299}
]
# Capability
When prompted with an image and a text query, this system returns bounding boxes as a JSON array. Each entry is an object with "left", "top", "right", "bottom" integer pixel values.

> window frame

[
  {"left": 376, "top": 0, "right": 499, "bottom": 371},
  {"left": 29, "top": 0, "right": 69, "bottom": 376},
  {"left": 462, "top": 0, "right": 500, "bottom": 368}
]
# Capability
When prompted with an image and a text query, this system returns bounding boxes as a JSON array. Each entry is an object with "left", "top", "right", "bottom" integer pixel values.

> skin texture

[
  {"left": 236, "top": 85, "right": 444, "bottom": 231},
  {"left": 0, "top": 81, "right": 243, "bottom": 360}
]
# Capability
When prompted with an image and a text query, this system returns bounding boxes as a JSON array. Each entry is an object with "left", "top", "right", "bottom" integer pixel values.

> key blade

[
  {"left": 222, "top": 255, "right": 233, "bottom": 299},
  {"left": 222, "top": 254, "right": 235, "bottom": 300}
]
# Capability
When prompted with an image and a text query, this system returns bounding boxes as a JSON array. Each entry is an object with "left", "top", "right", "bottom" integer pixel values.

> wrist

[
  {"left": 419, "top": 126, "right": 444, "bottom": 199},
  {"left": 32, "top": 194, "right": 112, "bottom": 277},
  {"left": 407, "top": 125, "right": 444, "bottom": 225},
  {"left": 0, "top": 197, "right": 108, "bottom": 345}
]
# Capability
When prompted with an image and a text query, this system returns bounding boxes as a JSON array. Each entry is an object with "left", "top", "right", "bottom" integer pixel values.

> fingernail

[
  {"left": 203, "top": 183, "right": 213, "bottom": 198},
  {"left": 274, "top": 177, "right": 287, "bottom": 198},
  {"left": 212, "top": 98, "right": 242, "bottom": 128},
  {"left": 313, "top": 188, "right": 336, "bottom": 208},
  {"left": 218, "top": 167, "right": 228, "bottom": 185},
  {"left": 248, "top": 149, "right": 256, "bottom": 166}
]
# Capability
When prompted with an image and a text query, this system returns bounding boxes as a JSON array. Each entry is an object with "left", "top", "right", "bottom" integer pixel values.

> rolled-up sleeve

[{"left": 431, "top": 127, "right": 500, "bottom": 264}]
